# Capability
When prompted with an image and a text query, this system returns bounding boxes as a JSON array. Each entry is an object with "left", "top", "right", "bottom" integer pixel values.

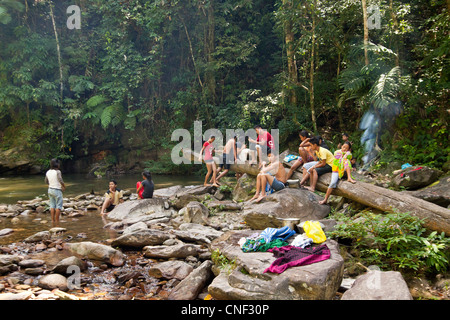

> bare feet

[
  {"left": 347, "top": 178, "right": 356, "bottom": 184},
  {"left": 254, "top": 194, "right": 266, "bottom": 203},
  {"left": 318, "top": 199, "right": 327, "bottom": 205},
  {"left": 249, "top": 193, "right": 260, "bottom": 202},
  {"left": 305, "top": 186, "right": 315, "bottom": 192}
]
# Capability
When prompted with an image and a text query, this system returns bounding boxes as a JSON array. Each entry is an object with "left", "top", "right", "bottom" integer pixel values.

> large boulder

[
  {"left": 106, "top": 198, "right": 170, "bottom": 221},
  {"left": 148, "top": 260, "right": 194, "bottom": 280},
  {"left": 233, "top": 174, "right": 257, "bottom": 202},
  {"left": 341, "top": 270, "right": 413, "bottom": 300},
  {"left": 64, "top": 241, "right": 125, "bottom": 267},
  {"left": 208, "top": 229, "right": 344, "bottom": 300},
  {"left": 393, "top": 166, "right": 442, "bottom": 190},
  {"left": 243, "top": 188, "right": 330, "bottom": 230}
]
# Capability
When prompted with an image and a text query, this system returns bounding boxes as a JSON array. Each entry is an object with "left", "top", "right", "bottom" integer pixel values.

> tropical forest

[{"left": 0, "top": 0, "right": 449, "bottom": 302}]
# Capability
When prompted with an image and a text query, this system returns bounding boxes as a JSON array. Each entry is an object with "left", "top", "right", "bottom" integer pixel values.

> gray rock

[
  {"left": 168, "top": 260, "right": 213, "bottom": 300},
  {"left": 64, "top": 241, "right": 125, "bottom": 266},
  {"left": 111, "top": 229, "right": 172, "bottom": 248},
  {"left": 19, "top": 259, "right": 45, "bottom": 268},
  {"left": 0, "top": 255, "right": 22, "bottom": 266},
  {"left": 107, "top": 198, "right": 168, "bottom": 221},
  {"left": 341, "top": 270, "right": 413, "bottom": 300},
  {"left": 143, "top": 242, "right": 207, "bottom": 259},
  {"left": 0, "top": 291, "right": 33, "bottom": 300},
  {"left": 23, "top": 231, "right": 50, "bottom": 243},
  {"left": 233, "top": 174, "right": 256, "bottom": 202},
  {"left": 38, "top": 274, "right": 68, "bottom": 291},
  {"left": 170, "top": 185, "right": 217, "bottom": 209},
  {"left": 148, "top": 260, "right": 194, "bottom": 280},
  {"left": 393, "top": 166, "right": 442, "bottom": 190},
  {"left": 243, "top": 188, "right": 330, "bottom": 230},
  {"left": 184, "top": 201, "right": 209, "bottom": 225},
  {"left": 0, "top": 228, "right": 14, "bottom": 237},
  {"left": 52, "top": 256, "right": 86, "bottom": 274},
  {"left": 207, "top": 229, "right": 344, "bottom": 300}
]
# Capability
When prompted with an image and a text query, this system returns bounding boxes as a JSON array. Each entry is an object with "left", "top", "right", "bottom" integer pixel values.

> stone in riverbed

[
  {"left": 243, "top": 188, "right": 330, "bottom": 230},
  {"left": 148, "top": 260, "right": 194, "bottom": 281},
  {"left": 38, "top": 274, "right": 68, "bottom": 291},
  {"left": 341, "top": 270, "right": 413, "bottom": 300},
  {"left": 143, "top": 242, "right": 208, "bottom": 259},
  {"left": 64, "top": 241, "right": 125, "bottom": 267},
  {"left": 111, "top": 229, "right": 172, "bottom": 248}
]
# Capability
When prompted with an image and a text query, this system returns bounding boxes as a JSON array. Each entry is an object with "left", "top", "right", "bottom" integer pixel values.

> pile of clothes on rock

[{"left": 238, "top": 224, "right": 331, "bottom": 274}]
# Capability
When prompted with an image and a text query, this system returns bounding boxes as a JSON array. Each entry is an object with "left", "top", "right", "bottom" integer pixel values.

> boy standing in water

[
  {"left": 45, "top": 158, "right": 65, "bottom": 225},
  {"left": 100, "top": 180, "right": 124, "bottom": 216},
  {"left": 199, "top": 136, "right": 219, "bottom": 187}
]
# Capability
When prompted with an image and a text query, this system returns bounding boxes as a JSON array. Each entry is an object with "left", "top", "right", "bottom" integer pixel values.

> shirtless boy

[{"left": 249, "top": 150, "right": 287, "bottom": 203}]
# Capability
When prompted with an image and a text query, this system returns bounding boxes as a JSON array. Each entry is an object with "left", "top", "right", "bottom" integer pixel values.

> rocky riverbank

[{"left": 0, "top": 174, "right": 449, "bottom": 300}]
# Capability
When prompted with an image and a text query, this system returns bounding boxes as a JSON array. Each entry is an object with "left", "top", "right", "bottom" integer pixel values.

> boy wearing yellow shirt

[{"left": 300, "top": 137, "right": 333, "bottom": 192}]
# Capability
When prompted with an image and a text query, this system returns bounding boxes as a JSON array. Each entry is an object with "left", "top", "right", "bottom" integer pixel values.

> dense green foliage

[{"left": 0, "top": 0, "right": 448, "bottom": 170}]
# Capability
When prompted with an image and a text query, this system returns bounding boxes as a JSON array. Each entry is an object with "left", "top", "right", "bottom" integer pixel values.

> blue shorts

[
  {"left": 48, "top": 188, "right": 63, "bottom": 210},
  {"left": 271, "top": 178, "right": 286, "bottom": 191}
]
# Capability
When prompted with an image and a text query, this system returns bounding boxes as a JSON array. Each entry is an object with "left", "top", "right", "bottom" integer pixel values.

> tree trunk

[
  {"left": 361, "top": 0, "right": 369, "bottom": 66},
  {"left": 309, "top": 0, "right": 318, "bottom": 133},
  {"left": 49, "top": 1, "right": 63, "bottom": 104}
]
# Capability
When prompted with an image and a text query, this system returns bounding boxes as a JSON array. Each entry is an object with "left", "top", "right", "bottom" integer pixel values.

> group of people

[
  {"left": 45, "top": 158, "right": 154, "bottom": 224},
  {"left": 44, "top": 128, "right": 355, "bottom": 224},
  {"left": 199, "top": 127, "right": 356, "bottom": 205}
]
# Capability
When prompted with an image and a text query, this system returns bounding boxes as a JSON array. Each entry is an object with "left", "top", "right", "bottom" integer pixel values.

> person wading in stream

[
  {"left": 45, "top": 158, "right": 66, "bottom": 226},
  {"left": 100, "top": 180, "right": 124, "bottom": 216}
]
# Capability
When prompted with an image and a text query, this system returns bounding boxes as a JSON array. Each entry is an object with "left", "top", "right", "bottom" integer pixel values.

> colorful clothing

[
  {"left": 264, "top": 244, "right": 331, "bottom": 274},
  {"left": 331, "top": 150, "right": 352, "bottom": 179}
]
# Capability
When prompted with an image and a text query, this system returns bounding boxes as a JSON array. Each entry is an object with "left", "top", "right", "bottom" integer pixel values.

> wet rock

[
  {"left": 184, "top": 201, "right": 209, "bottom": 225},
  {"left": 122, "top": 221, "right": 148, "bottom": 235},
  {"left": 64, "top": 241, "right": 125, "bottom": 267},
  {"left": 243, "top": 188, "right": 330, "bottom": 230},
  {"left": 341, "top": 270, "right": 413, "bottom": 300},
  {"left": 18, "top": 259, "right": 45, "bottom": 268},
  {"left": 111, "top": 229, "right": 172, "bottom": 248},
  {"left": 148, "top": 260, "right": 194, "bottom": 280},
  {"left": 143, "top": 242, "right": 207, "bottom": 259},
  {"left": 172, "top": 223, "right": 223, "bottom": 245},
  {"left": 38, "top": 274, "right": 68, "bottom": 291},
  {"left": 168, "top": 260, "right": 213, "bottom": 300},
  {"left": 405, "top": 174, "right": 450, "bottom": 207},
  {"left": 23, "top": 231, "right": 51, "bottom": 243},
  {"left": 0, "top": 291, "right": 33, "bottom": 300},
  {"left": 0, "top": 255, "right": 22, "bottom": 266}
]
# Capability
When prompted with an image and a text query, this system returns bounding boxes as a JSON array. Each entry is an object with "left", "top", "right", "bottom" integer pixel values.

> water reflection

[{"left": 0, "top": 174, "right": 203, "bottom": 245}]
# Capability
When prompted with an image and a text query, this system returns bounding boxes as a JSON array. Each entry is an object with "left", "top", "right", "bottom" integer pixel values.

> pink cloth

[{"left": 263, "top": 244, "right": 331, "bottom": 274}]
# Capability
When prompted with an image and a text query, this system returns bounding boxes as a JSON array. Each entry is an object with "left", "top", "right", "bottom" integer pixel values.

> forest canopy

[{"left": 0, "top": 0, "right": 448, "bottom": 173}]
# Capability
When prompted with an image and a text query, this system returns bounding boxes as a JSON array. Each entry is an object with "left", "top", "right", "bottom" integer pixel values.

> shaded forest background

[{"left": 0, "top": 0, "right": 448, "bottom": 175}]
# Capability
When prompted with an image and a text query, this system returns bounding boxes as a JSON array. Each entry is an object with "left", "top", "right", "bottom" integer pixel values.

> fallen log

[{"left": 183, "top": 149, "right": 450, "bottom": 235}]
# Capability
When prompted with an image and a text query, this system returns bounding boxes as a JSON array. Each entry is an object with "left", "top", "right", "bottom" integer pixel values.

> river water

[{"left": 0, "top": 174, "right": 203, "bottom": 245}]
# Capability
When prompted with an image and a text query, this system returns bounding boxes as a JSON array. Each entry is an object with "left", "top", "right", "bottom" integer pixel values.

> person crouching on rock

[
  {"left": 100, "top": 180, "right": 124, "bottom": 216},
  {"left": 249, "top": 150, "right": 287, "bottom": 203},
  {"left": 136, "top": 171, "right": 154, "bottom": 199}
]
